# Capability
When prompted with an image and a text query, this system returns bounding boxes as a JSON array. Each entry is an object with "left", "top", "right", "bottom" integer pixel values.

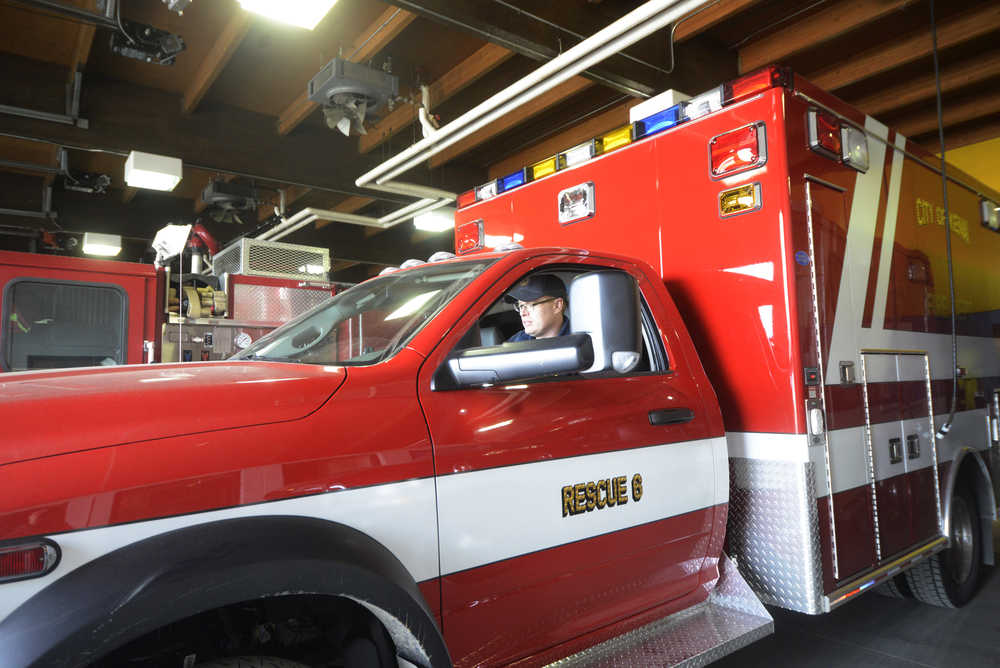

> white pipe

[
  {"left": 357, "top": 0, "right": 706, "bottom": 188},
  {"left": 257, "top": 208, "right": 314, "bottom": 241},
  {"left": 368, "top": 0, "right": 711, "bottom": 185},
  {"left": 377, "top": 198, "right": 436, "bottom": 225},
  {"left": 264, "top": 197, "right": 454, "bottom": 242}
]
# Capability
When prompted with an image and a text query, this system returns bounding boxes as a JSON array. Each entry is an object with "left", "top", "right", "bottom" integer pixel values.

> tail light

[
  {"left": 710, "top": 123, "right": 766, "bottom": 177},
  {"left": 807, "top": 109, "right": 842, "bottom": 160},
  {"left": 807, "top": 109, "right": 869, "bottom": 173},
  {"left": 455, "top": 219, "right": 484, "bottom": 254},
  {"left": 0, "top": 539, "right": 60, "bottom": 584}
]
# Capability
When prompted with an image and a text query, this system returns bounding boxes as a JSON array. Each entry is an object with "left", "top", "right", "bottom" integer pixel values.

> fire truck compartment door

[{"left": 861, "top": 351, "right": 941, "bottom": 562}]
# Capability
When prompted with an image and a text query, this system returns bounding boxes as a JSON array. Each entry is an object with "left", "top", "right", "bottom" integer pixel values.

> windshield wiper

[{"left": 239, "top": 353, "right": 301, "bottom": 363}]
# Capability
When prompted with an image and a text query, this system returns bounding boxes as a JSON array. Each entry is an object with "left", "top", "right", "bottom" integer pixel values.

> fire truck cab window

[
  {"left": 458, "top": 268, "right": 667, "bottom": 375},
  {"left": 2, "top": 279, "right": 127, "bottom": 371}
]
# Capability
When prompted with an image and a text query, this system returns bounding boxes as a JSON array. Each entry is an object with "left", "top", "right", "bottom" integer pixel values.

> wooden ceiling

[{"left": 0, "top": 0, "right": 997, "bottom": 279}]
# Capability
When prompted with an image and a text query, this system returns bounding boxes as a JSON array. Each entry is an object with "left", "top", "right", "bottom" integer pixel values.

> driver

[{"left": 506, "top": 274, "right": 569, "bottom": 341}]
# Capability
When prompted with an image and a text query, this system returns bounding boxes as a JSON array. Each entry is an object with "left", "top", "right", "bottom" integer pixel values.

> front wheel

[{"left": 904, "top": 481, "right": 982, "bottom": 608}]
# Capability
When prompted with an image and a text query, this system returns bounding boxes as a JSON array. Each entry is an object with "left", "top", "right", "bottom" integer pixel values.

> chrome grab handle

[{"left": 906, "top": 434, "right": 920, "bottom": 460}]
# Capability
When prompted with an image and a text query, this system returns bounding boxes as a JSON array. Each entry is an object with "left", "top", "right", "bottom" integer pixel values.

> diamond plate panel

[
  {"left": 213, "top": 238, "right": 330, "bottom": 280},
  {"left": 548, "top": 555, "right": 772, "bottom": 667},
  {"left": 232, "top": 284, "right": 331, "bottom": 323},
  {"left": 726, "top": 457, "right": 825, "bottom": 614}
]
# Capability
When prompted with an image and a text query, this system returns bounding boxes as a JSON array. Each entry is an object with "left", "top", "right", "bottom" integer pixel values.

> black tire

[
  {"left": 904, "top": 481, "right": 982, "bottom": 608},
  {"left": 874, "top": 574, "right": 911, "bottom": 599},
  {"left": 194, "top": 658, "right": 311, "bottom": 668}
]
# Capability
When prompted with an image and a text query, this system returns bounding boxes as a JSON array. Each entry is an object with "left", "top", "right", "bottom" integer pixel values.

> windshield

[{"left": 234, "top": 258, "right": 495, "bottom": 366}]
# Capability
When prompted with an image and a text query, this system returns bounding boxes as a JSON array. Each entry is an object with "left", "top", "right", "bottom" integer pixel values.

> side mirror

[
  {"left": 433, "top": 334, "right": 594, "bottom": 390},
  {"left": 569, "top": 271, "right": 641, "bottom": 373}
]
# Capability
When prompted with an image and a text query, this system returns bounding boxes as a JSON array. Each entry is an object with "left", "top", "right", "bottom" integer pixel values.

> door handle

[
  {"left": 906, "top": 434, "right": 920, "bottom": 459},
  {"left": 648, "top": 408, "right": 694, "bottom": 426}
]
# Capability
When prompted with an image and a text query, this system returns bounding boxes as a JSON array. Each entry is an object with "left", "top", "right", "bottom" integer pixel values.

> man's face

[{"left": 517, "top": 296, "right": 564, "bottom": 338}]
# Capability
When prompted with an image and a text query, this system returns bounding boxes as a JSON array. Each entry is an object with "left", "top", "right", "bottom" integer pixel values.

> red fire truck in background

[
  {"left": 0, "top": 67, "right": 997, "bottom": 667},
  {"left": 0, "top": 236, "right": 341, "bottom": 372}
]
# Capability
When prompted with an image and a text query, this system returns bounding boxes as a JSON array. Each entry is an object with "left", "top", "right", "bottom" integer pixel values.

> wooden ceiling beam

[
  {"left": 674, "top": 0, "right": 763, "bottom": 42},
  {"left": 429, "top": 76, "right": 594, "bottom": 168},
  {"left": 926, "top": 119, "right": 1000, "bottom": 153},
  {"left": 853, "top": 52, "right": 1000, "bottom": 117},
  {"left": 257, "top": 184, "right": 312, "bottom": 222},
  {"left": 276, "top": 7, "right": 416, "bottom": 136},
  {"left": 740, "top": 0, "right": 915, "bottom": 74},
  {"left": 896, "top": 91, "right": 1000, "bottom": 138},
  {"left": 0, "top": 55, "right": 480, "bottom": 204},
  {"left": 182, "top": 11, "right": 251, "bottom": 115},
  {"left": 68, "top": 0, "right": 97, "bottom": 83},
  {"left": 811, "top": 4, "right": 1000, "bottom": 91},
  {"left": 359, "top": 42, "right": 516, "bottom": 155}
]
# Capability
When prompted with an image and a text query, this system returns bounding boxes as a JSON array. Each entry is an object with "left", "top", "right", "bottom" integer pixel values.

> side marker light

[{"left": 719, "top": 183, "right": 762, "bottom": 218}]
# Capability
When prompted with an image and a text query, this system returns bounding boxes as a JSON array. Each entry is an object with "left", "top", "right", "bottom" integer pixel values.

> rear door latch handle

[{"left": 648, "top": 408, "right": 695, "bottom": 426}]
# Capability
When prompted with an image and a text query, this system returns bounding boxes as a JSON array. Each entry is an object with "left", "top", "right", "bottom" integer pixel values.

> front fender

[{"left": 0, "top": 516, "right": 449, "bottom": 668}]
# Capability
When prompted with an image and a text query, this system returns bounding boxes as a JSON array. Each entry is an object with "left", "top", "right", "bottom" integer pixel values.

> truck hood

[{"left": 0, "top": 362, "right": 346, "bottom": 465}]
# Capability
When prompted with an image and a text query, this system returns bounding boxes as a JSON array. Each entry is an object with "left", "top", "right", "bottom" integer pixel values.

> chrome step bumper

[{"left": 549, "top": 554, "right": 773, "bottom": 667}]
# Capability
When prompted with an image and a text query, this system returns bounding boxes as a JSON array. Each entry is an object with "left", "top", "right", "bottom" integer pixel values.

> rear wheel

[{"left": 904, "top": 481, "right": 982, "bottom": 608}]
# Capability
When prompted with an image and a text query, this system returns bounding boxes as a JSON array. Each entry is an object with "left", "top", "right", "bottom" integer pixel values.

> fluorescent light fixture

[
  {"left": 82, "top": 232, "right": 122, "bottom": 257},
  {"left": 385, "top": 290, "right": 441, "bottom": 321},
  {"left": 413, "top": 206, "right": 456, "bottom": 232},
  {"left": 124, "top": 151, "right": 182, "bottom": 191},
  {"left": 238, "top": 0, "right": 338, "bottom": 29}
]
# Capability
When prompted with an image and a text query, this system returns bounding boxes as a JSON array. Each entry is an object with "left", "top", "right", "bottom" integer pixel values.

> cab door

[{"left": 416, "top": 257, "right": 725, "bottom": 666}]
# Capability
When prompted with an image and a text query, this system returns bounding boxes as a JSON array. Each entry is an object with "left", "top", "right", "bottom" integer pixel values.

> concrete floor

[{"left": 714, "top": 528, "right": 1000, "bottom": 667}]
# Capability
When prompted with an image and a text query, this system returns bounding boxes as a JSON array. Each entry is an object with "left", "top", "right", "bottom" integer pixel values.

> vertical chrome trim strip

[
  {"left": 805, "top": 178, "right": 839, "bottom": 580},
  {"left": 860, "top": 353, "right": 882, "bottom": 560},
  {"left": 924, "top": 353, "right": 944, "bottom": 532}
]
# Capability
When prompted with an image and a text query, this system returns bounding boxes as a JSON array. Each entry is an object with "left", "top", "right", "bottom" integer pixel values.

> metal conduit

[{"left": 356, "top": 0, "right": 713, "bottom": 189}]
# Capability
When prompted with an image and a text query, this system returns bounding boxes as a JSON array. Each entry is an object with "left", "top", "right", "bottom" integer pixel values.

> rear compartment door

[{"left": 804, "top": 178, "right": 879, "bottom": 580}]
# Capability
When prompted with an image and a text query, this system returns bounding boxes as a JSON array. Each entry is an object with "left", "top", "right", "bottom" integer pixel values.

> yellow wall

[{"left": 941, "top": 137, "right": 1000, "bottom": 196}]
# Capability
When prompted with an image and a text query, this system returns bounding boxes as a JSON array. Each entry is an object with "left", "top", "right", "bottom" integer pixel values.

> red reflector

[
  {"left": 456, "top": 189, "right": 476, "bottom": 208},
  {"left": 710, "top": 123, "right": 765, "bottom": 177},
  {"left": 808, "top": 109, "right": 841, "bottom": 159},
  {"left": 0, "top": 541, "right": 57, "bottom": 582},
  {"left": 724, "top": 66, "right": 789, "bottom": 105},
  {"left": 455, "top": 219, "right": 483, "bottom": 254}
]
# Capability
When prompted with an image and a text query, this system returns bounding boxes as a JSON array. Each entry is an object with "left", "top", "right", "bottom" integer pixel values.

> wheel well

[
  {"left": 948, "top": 450, "right": 997, "bottom": 567},
  {"left": 92, "top": 594, "right": 393, "bottom": 667}
]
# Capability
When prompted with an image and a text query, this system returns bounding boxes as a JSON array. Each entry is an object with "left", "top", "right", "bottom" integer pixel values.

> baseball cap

[{"left": 506, "top": 274, "right": 567, "bottom": 303}]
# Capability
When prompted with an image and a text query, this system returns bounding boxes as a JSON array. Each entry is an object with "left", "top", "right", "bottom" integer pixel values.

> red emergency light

[
  {"left": 723, "top": 66, "right": 791, "bottom": 106},
  {"left": 0, "top": 540, "right": 60, "bottom": 583},
  {"left": 710, "top": 123, "right": 766, "bottom": 177},
  {"left": 455, "top": 219, "right": 484, "bottom": 254}
]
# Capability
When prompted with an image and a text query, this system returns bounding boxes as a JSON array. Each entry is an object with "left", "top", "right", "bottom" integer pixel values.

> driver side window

[{"left": 453, "top": 267, "right": 667, "bottom": 376}]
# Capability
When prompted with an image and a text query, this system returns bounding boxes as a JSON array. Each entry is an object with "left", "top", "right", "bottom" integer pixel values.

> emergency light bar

[{"left": 457, "top": 66, "right": 793, "bottom": 209}]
